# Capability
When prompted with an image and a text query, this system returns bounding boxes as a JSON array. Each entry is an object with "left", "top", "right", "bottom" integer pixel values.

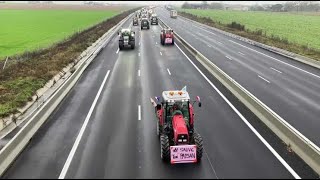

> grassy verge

[
  {"left": 178, "top": 10, "right": 320, "bottom": 61},
  {"left": 0, "top": 7, "right": 140, "bottom": 118},
  {"left": 0, "top": 9, "right": 120, "bottom": 59}
]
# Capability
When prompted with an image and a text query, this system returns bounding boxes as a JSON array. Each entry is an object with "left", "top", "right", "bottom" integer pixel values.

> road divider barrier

[
  {"left": 0, "top": 12, "right": 134, "bottom": 177},
  {"left": 158, "top": 18, "right": 320, "bottom": 175}
]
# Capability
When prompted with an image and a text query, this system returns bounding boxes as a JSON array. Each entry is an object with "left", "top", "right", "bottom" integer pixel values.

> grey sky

[{"left": 7, "top": 1, "right": 289, "bottom": 6}]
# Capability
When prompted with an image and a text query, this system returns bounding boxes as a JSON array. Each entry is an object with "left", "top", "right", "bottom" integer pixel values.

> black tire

[
  {"left": 147, "top": 26, "right": 150, "bottom": 29},
  {"left": 131, "top": 44, "right": 135, "bottom": 49},
  {"left": 192, "top": 133, "right": 203, "bottom": 162},
  {"left": 171, "top": 39, "right": 174, "bottom": 45},
  {"left": 160, "top": 134, "right": 170, "bottom": 162},
  {"left": 119, "top": 45, "right": 123, "bottom": 50}
]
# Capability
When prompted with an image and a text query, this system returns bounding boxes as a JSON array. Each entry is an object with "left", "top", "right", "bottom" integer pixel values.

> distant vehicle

[
  {"left": 160, "top": 28, "right": 174, "bottom": 45},
  {"left": 118, "top": 28, "right": 135, "bottom": 50},
  {"left": 133, "top": 17, "right": 139, "bottom": 26},
  {"left": 170, "top": 10, "right": 177, "bottom": 18},
  {"left": 141, "top": 18, "right": 150, "bottom": 30},
  {"left": 150, "top": 14, "right": 158, "bottom": 25}
]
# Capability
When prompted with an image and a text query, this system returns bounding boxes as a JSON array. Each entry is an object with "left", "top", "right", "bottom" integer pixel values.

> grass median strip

[{"left": 0, "top": 7, "right": 140, "bottom": 118}]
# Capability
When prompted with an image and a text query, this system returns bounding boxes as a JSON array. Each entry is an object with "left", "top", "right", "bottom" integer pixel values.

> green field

[
  {"left": 179, "top": 9, "right": 320, "bottom": 50},
  {"left": 0, "top": 9, "right": 121, "bottom": 59}
]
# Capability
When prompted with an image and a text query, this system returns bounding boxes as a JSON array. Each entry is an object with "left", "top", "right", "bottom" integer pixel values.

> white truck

[{"left": 170, "top": 10, "right": 177, "bottom": 19}]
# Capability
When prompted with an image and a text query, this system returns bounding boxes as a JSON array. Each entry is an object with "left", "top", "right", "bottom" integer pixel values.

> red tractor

[
  {"left": 160, "top": 28, "right": 174, "bottom": 45},
  {"left": 151, "top": 87, "right": 203, "bottom": 164}
]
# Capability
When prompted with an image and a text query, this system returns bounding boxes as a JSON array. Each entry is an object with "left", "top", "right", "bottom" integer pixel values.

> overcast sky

[{"left": 7, "top": 1, "right": 290, "bottom": 6}]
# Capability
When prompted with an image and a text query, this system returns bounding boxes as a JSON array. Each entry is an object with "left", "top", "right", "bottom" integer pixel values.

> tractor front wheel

[{"left": 160, "top": 134, "right": 170, "bottom": 162}]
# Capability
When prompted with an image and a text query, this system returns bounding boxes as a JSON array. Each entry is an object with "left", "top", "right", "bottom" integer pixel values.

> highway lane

[
  {"left": 2, "top": 15, "right": 298, "bottom": 179},
  {"left": 156, "top": 8, "right": 320, "bottom": 146},
  {"left": 60, "top": 20, "right": 295, "bottom": 178}
]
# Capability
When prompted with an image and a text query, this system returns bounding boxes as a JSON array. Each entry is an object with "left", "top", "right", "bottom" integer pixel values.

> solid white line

[
  {"left": 167, "top": 68, "right": 171, "bottom": 75},
  {"left": 174, "top": 43, "right": 300, "bottom": 179},
  {"left": 226, "top": 56, "right": 232, "bottom": 60},
  {"left": 138, "top": 69, "right": 141, "bottom": 77},
  {"left": 59, "top": 70, "right": 111, "bottom": 179},
  {"left": 238, "top": 52, "right": 245, "bottom": 56},
  {"left": 160, "top": 52, "right": 162, "bottom": 56},
  {"left": 229, "top": 40, "right": 320, "bottom": 80},
  {"left": 270, "top": 67, "right": 283, "bottom": 74},
  {"left": 258, "top": 75, "right": 271, "bottom": 83},
  {"left": 138, "top": 105, "right": 141, "bottom": 120},
  {"left": 116, "top": 48, "right": 119, "bottom": 54}
]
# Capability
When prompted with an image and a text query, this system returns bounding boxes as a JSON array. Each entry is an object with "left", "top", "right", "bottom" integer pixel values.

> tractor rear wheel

[
  {"left": 192, "top": 133, "right": 203, "bottom": 162},
  {"left": 160, "top": 134, "right": 170, "bottom": 162}
]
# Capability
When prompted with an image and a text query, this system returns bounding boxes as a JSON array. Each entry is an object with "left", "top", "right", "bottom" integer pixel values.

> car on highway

[
  {"left": 141, "top": 18, "right": 150, "bottom": 30},
  {"left": 150, "top": 87, "right": 203, "bottom": 163},
  {"left": 170, "top": 10, "right": 177, "bottom": 18},
  {"left": 150, "top": 14, "right": 158, "bottom": 25},
  {"left": 160, "top": 28, "right": 174, "bottom": 45},
  {"left": 118, "top": 28, "right": 135, "bottom": 50}
]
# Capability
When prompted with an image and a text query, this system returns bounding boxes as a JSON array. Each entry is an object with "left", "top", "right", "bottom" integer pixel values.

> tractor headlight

[
  {"left": 183, "top": 139, "right": 187, "bottom": 142},
  {"left": 178, "top": 139, "right": 182, "bottom": 142}
]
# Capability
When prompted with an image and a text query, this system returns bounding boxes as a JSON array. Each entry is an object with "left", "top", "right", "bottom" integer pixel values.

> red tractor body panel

[{"left": 172, "top": 114, "right": 189, "bottom": 143}]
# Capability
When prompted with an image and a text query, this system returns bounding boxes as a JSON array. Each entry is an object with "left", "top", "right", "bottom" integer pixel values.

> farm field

[
  {"left": 0, "top": 4, "right": 127, "bottom": 59},
  {"left": 179, "top": 9, "right": 320, "bottom": 50}
]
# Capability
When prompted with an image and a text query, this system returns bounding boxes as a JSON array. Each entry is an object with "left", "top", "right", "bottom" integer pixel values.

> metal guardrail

[
  {"left": 177, "top": 15, "right": 320, "bottom": 70},
  {"left": 158, "top": 18, "right": 320, "bottom": 175},
  {"left": 0, "top": 13, "right": 133, "bottom": 177}
]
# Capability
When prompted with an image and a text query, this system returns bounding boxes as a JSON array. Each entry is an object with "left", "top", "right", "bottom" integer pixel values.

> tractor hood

[{"left": 172, "top": 114, "right": 188, "bottom": 140}]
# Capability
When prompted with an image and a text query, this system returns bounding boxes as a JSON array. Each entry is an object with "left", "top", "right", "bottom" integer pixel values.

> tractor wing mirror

[{"left": 196, "top": 96, "right": 201, "bottom": 107}]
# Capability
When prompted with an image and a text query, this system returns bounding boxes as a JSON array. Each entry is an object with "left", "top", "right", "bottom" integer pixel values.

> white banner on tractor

[
  {"left": 170, "top": 145, "right": 197, "bottom": 164},
  {"left": 165, "top": 38, "right": 172, "bottom": 44}
]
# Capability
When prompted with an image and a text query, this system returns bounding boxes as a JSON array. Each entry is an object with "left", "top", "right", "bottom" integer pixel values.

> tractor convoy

[{"left": 119, "top": 8, "right": 204, "bottom": 165}]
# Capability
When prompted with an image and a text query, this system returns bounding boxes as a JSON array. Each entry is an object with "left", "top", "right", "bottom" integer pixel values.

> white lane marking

[
  {"left": 270, "top": 67, "right": 283, "bottom": 74},
  {"left": 238, "top": 52, "right": 245, "bottom": 56},
  {"left": 207, "top": 44, "right": 212, "bottom": 48},
  {"left": 167, "top": 68, "right": 171, "bottom": 75},
  {"left": 217, "top": 41, "right": 223, "bottom": 45},
  {"left": 175, "top": 43, "right": 300, "bottom": 179},
  {"left": 138, "top": 53, "right": 140, "bottom": 56},
  {"left": 229, "top": 40, "right": 320, "bottom": 80},
  {"left": 138, "top": 105, "right": 141, "bottom": 120},
  {"left": 139, "top": 42, "right": 141, "bottom": 46},
  {"left": 116, "top": 48, "right": 119, "bottom": 54},
  {"left": 59, "top": 70, "right": 111, "bottom": 179},
  {"left": 138, "top": 69, "right": 141, "bottom": 77},
  {"left": 226, "top": 56, "right": 232, "bottom": 60},
  {"left": 258, "top": 75, "right": 271, "bottom": 83},
  {"left": 192, "top": 24, "right": 216, "bottom": 35},
  {"left": 160, "top": 52, "right": 162, "bottom": 56}
]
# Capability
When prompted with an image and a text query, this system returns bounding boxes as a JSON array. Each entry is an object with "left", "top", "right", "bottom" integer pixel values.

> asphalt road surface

[{"left": 155, "top": 8, "right": 320, "bottom": 148}]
